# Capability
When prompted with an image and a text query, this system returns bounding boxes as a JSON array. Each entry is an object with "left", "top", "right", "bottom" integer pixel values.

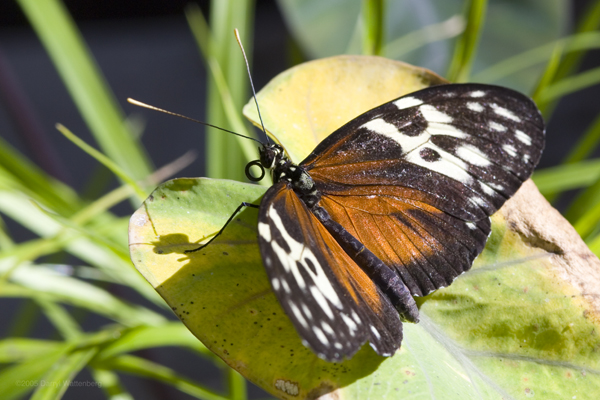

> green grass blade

[
  {"left": 227, "top": 369, "right": 247, "bottom": 400},
  {"left": 56, "top": 124, "right": 147, "bottom": 201},
  {"left": 535, "top": 0, "right": 600, "bottom": 116},
  {"left": 30, "top": 346, "right": 99, "bottom": 400},
  {"left": 472, "top": 31, "right": 600, "bottom": 84},
  {"left": 587, "top": 231, "right": 600, "bottom": 257},
  {"left": 0, "top": 338, "right": 60, "bottom": 363},
  {"left": 35, "top": 298, "right": 82, "bottom": 340},
  {"left": 0, "top": 344, "right": 71, "bottom": 400},
  {"left": 16, "top": 0, "right": 153, "bottom": 185},
  {"left": 565, "top": 174, "right": 600, "bottom": 227},
  {"left": 531, "top": 43, "right": 564, "bottom": 103},
  {"left": 384, "top": 15, "right": 465, "bottom": 60},
  {"left": 532, "top": 159, "right": 600, "bottom": 196},
  {"left": 1, "top": 262, "right": 165, "bottom": 326},
  {"left": 563, "top": 113, "right": 600, "bottom": 164},
  {"left": 361, "top": 0, "right": 385, "bottom": 56},
  {"left": 0, "top": 191, "right": 162, "bottom": 306},
  {"left": 96, "top": 355, "right": 229, "bottom": 400},
  {"left": 189, "top": 0, "right": 255, "bottom": 181},
  {"left": 0, "top": 136, "right": 80, "bottom": 215},
  {"left": 552, "top": 0, "right": 600, "bottom": 86},
  {"left": 573, "top": 197, "right": 600, "bottom": 239},
  {"left": 185, "top": 4, "right": 259, "bottom": 178},
  {"left": 446, "top": 0, "right": 488, "bottom": 82},
  {"left": 536, "top": 65, "right": 600, "bottom": 103},
  {"left": 91, "top": 369, "right": 134, "bottom": 400},
  {"left": 95, "top": 323, "right": 212, "bottom": 362}
]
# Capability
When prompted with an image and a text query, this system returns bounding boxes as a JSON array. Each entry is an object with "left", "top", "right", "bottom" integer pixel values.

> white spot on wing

[
  {"left": 467, "top": 102, "right": 484, "bottom": 112},
  {"left": 515, "top": 130, "right": 532, "bottom": 145},
  {"left": 491, "top": 103, "right": 521, "bottom": 122},
  {"left": 321, "top": 322, "right": 334, "bottom": 335},
  {"left": 271, "top": 277, "right": 280, "bottom": 291},
  {"left": 313, "top": 326, "right": 329, "bottom": 345},
  {"left": 290, "top": 302, "right": 309, "bottom": 329},
  {"left": 394, "top": 96, "right": 423, "bottom": 109},
  {"left": 341, "top": 313, "right": 359, "bottom": 336},
  {"left": 426, "top": 122, "right": 468, "bottom": 139},
  {"left": 503, "top": 144, "right": 517, "bottom": 157},
  {"left": 489, "top": 182, "right": 504, "bottom": 191},
  {"left": 258, "top": 222, "right": 271, "bottom": 241},
  {"left": 420, "top": 105, "right": 453, "bottom": 123},
  {"left": 455, "top": 144, "right": 491, "bottom": 167},
  {"left": 370, "top": 326, "right": 381, "bottom": 340},
  {"left": 466, "top": 222, "right": 477, "bottom": 230},
  {"left": 310, "top": 285, "right": 335, "bottom": 319},
  {"left": 470, "top": 196, "right": 487, "bottom": 207},
  {"left": 282, "top": 279, "right": 291, "bottom": 293},
  {"left": 489, "top": 121, "right": 507, "bottom": 132},
  {"left": 405, "top": 143, "right": 473, "bottom": 184},
  {"left": 268, "top": 207, "right": 343, "bottom": 314},
  {"left": 470, "top": 90, "right": 486, "bottom": 98},
  {"left": 302, "top": 303, "right": 313, "bottom": 320},
  {"left": 361, "top": 118, "right": 429, "bottom": 153},
  {"left": 479, "top": 181, "right": 496, "bottom": 196}
]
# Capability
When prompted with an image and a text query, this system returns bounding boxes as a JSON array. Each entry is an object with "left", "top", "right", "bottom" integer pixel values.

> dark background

[{"left": 0, "top": 1, "right": 598, "bottom": 399}]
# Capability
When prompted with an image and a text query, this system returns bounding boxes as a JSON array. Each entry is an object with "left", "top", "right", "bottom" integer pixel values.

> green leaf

[{"left": 130, "top": 56, "right": 600, "bottom": 398}]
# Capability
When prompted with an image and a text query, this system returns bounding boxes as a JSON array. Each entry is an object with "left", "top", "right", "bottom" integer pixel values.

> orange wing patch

[{"left": 320, "top": 192, "right": 489, "bottom": 297}]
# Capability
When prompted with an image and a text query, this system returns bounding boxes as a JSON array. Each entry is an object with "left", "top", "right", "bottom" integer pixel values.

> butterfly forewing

[
  {"left": 301, "top": 83, "right": 544, "bottom": 296},
  {"left": 257, "top": 182, "right": 402, "bottom": 361}
]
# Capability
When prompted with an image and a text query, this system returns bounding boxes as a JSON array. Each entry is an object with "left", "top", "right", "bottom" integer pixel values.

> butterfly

[{"left": 191, "top": 83, "right": 545, "bottom": 362}]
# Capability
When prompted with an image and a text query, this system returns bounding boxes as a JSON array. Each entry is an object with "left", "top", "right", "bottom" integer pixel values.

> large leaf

[{"left": 129, "top": 56, "right": 600, "bottom": 399}]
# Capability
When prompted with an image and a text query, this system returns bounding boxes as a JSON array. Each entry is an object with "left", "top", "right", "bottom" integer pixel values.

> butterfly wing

[
  {"left": 302, "top": 83, "right": 545, "bottom": 296},
  {"left": 258, "top": 182, "right": 402, "bottom": 361}
]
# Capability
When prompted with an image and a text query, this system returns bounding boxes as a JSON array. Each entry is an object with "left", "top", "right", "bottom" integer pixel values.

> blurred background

[{"left": 0, "top": 0, "right": 599, "bottom": 399}]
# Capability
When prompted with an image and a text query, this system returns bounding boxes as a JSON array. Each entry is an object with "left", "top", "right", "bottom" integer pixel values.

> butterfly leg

[
  {"left": 312, "top": 206, "right": 419, "bottom": 323},
  {"left": 185, "top": 202, "right": 260, "bottom": 253}
]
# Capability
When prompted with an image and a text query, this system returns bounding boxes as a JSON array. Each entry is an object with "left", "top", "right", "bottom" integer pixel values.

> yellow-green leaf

[{"left": 130, "top": 56, "right": 600, "bottom": 399}]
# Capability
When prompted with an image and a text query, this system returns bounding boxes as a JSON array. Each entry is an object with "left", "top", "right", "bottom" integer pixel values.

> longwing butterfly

[{"left": 190, "top": 82, "right": 545, "bottom": 362}]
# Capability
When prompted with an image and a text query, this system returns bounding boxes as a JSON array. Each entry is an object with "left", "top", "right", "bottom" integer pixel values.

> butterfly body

[{"left": 248, "top": 83, "right": 544, "bottom": 361}]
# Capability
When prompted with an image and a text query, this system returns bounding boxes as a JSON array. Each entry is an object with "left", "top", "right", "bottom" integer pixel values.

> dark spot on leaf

[{"left": 223, "top": 252, "right": 229, "bottom": 256}]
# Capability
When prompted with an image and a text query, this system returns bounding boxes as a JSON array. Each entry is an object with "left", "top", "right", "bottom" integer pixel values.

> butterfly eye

[{"left": 245, "top": 160, "right": 266, "bottom": 182}]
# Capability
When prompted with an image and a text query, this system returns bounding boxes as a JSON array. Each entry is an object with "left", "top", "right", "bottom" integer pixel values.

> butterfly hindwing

[
  {"left": 302, "top": 83, "right": 544, "bottom": 296},
  {"left": 257, "top": 182, "right": 402, "bottom": 361}
]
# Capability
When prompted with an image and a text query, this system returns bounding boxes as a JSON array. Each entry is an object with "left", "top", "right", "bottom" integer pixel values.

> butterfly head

[
  {"left": 259, "top": 143, "right": 286, "bottom": 170},
  {"left": 245, "top": 144, "right": 288, "bottom": 182}
]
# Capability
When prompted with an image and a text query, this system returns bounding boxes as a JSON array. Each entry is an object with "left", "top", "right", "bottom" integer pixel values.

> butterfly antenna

[
  {"left": 234, "top": 29, "right": 270, "bottom": 144},
  {"left": 127, "top": 98, "right": 262, "bottom": 144}
]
